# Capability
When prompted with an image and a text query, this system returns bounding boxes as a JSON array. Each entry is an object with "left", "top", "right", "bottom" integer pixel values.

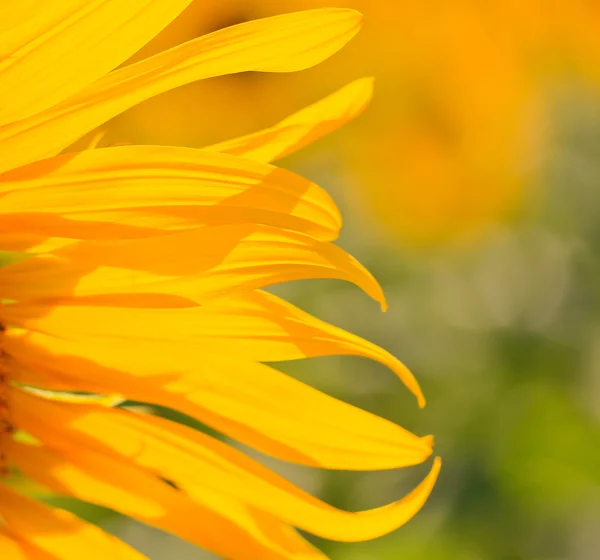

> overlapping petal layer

[
  {"left": 0, "top": 146, "right": 341, "bottom": 242},
  {"left": 0, "top": 225, "right": 385, "bottom": 306},
  {"left": 10, "top": 389, "right": 440, "bottom": 543},
  {"left": 10, "top": 443, "right": 328, "bottom": 560},
  {"left": 5, "top": 327, "right": 429, "bottom": 469},
  {"left": 0, "top": 483, "right": 147, "bottom": 559},
  {"left": 0, "top": 530, "right": 41, "bottom": 560},
  {"left": 0, "top": 287, "right": 427, "bottom": 401},
  {"left": 0, "top": 0, "right": 193, "bottom": 125},
  {"left": 0, "top": 9, "right": 362, "bottom": 173},
  {"left": 0, "top": 233, "right": 72, "bottom": 253}
]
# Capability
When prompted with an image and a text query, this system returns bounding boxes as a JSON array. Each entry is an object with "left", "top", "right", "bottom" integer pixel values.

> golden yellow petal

[
  {"left": 0, "top": 225, "right": 384, "bottom": 305},
  {"left": 0, "top": 9, "right": 362, "bottom": 172},
  {"left": 7, "top": 336, "right": 430, "bottom": 469},
  {"left": 11, "top": 392, "right": 440, "bottom": 543},
  {"left": 0, "top": 233, "right": 73, "bottom": 253},
  {"left": 0, "top": 1, "right": 48, "bottom": 33},
  {"left": 188, "top": 290, "right": 422, "bottom": 404},
  {"left": 0, "top": 483, "right": 147, "bottom": 559},
  {"left": 205, "top": 77, "right": 374, "bottom": 163},
  {"left": 0, "top": 529, "right": 41, "bottom": 560},
  {"left": 2, "top": 284, "right": 426, "bottom": 406},
  {"left": 10, "top": 442, "right": 325, "bottom": 560},
  {"left": 0, "top": 0, "right": 193, "bottom": 126},
  {"left": 0, "top": 146, "right": 340, "bottom": 241}
]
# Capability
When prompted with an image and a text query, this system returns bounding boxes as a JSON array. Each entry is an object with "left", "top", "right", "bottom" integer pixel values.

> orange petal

[
  {"left": 0, "top": 9, "right": 362, "bottom": 172},
  {"left": 10, "top": 442, "right": 327, "bottom": 560},
  {"left": 0, "top": 225, "right": 384, "bottom": 305},
  {"left": 205, "top": 78, "right": 374, "bottom": 163},
  {"left": 0, "top": 146, "right": 340, "bottom": 241},
  {"left": 0, "top": 233, "right": 72, "bottom": 253},
  {"left": 0, "top": 528, "right": 51, "bottom": 560},
  {"left": 0, "top": 0, "right": 192, "bottom": 126},
  {"left": 0, "top": 482, "right": 147, "bottom": 559},
  {"left": 12, "top": 391, "right": 441, "bottom": 543}
]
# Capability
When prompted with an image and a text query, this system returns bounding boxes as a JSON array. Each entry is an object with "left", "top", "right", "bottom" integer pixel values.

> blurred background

[{"left": 54, "top": 1, "right": 600, "bottom": 558}]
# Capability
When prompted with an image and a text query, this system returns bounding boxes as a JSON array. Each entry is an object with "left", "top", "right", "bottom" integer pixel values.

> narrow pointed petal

[
  {"left": 0, "top": 225, "right": 384, "bottom": 306},
  {"left": 0, "top": 9, "right": 362, "bottom": 172},
  {"left": 0, "top": 483, "right": 147, "bottom": 559},
  {"left": 12, "top": 392, "right": 441, "bottom": 543},
  {"left": 6, "top": 333, "right": 430, "bottom": 469},
  {"left": 10, "top": 443, "right": 327, "bottom": 560},
  {"left": 0, "top": 146, "right": 341, "bottom": 241},
  {"left": 0, "top": 0, "right": 193, "bottom": 126},
  {"left": 205, "top": 78, "right": 374, "bottom": 163},
  {"left": 196, "top": 290, "right": 422, "bottom": 403},
  {"left": 188, "top": 291, "right": 421, "bottom": 400},
  {"left": 0, "top": 286, "right": 427, "bottom": 406}
]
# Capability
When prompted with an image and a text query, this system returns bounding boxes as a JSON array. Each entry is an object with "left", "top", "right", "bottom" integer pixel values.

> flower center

[{"left": 0, "top": 323, "right": 11, "bottom": 476}]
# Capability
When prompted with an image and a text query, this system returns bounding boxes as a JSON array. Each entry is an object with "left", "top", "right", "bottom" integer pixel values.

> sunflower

[{"left": 0, "top": 3, "right": 439, "bottom": 559}]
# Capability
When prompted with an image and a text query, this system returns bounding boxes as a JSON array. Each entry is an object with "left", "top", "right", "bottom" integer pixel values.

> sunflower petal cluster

[{"left": 0, "top": 2, "right": 439, "bottom": 559}]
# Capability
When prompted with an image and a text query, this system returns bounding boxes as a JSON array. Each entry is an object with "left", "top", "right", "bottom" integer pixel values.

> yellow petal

[
  {"left": 0, "top": 146, "right": 340, "bottom": 241},
  {"left": 2, "top": 286, "right": 425, "bottom": 404},
  {"left": 10, "top": 442, "right": 326, "bottom": 560},
  {"left": 0, "top": 0, "right": 193, "bottom": 126},
  {"left": 0, "top": 233, "right": 73, "bottom": 253},
  {"left": 12, "top": 392, "right": 440, "bottom": 543},
  {"left": 188, "top": 290, "right": 423, "bottom": 405},
  {"left": 0, "top": 529, "right": 40, "bottom": 560},
  {"left": 0, "top": 225, "right": 384, "bottom": 305},
  {"left": 7, "top": 334, "right": 430, "bottom": 469},
  {"left": 9, "top": 443, "right": 166, "bottom": 518},
  {"left": 0, "top": 9, "right": 362, "bottom": 172},
  {"left": 205, "top": 77, "right": 374, "bottom": 163},
  {"left": 0, "top": 2, "right": 49, "bottom": 33},
  {"left": 0, "top": 483, "right": 147, "bottom": 559}
]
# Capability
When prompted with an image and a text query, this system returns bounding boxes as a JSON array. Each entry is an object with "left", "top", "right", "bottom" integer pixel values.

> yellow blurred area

[{"left": 108, "top": 0, "right": 600, "bottom": 247}]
